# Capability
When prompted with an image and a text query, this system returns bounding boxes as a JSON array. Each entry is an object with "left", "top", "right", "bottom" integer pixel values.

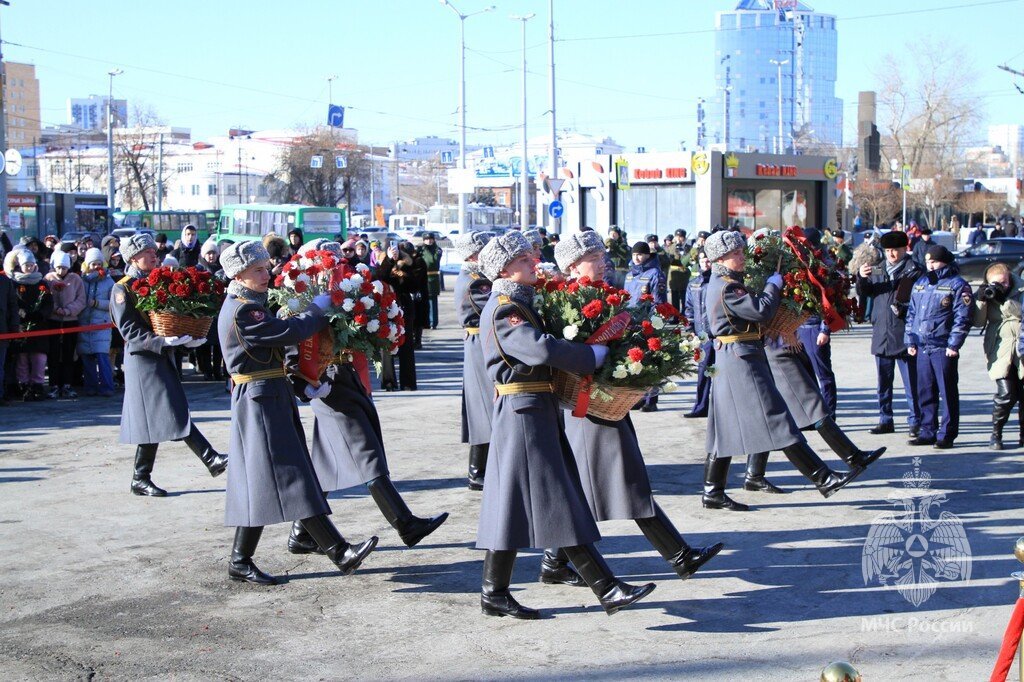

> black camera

[{"left": 978, "top": 282, "right": 1007, "bottom": 302}]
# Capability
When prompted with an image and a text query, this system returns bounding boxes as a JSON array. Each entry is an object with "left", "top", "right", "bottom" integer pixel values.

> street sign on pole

[
  {"left": 544, "top": 177, "right": 565, "bottom": 197},
  {"left": 901, "top": 164, "right": 912, "bottom": 188},
  {"left": 3, "top": 149, "right": 22, "bottom": 175},
  {"left": 327, "top": 104, "right": 345, "bottom": 128},
  {"left": 310, "top": 155, "right": 323, "bottom": 169},
  {"left": 483, "top": 146, "right": 494, "bottom": 159},
  {"left": 335, "top": 155, "right": 347, "bottom": 169},
  {"left": 440, "top": 151, "right": 453, "bottom": 164},
  {"left": 548, "top": 200, "right": 564, "bottom": 219}
]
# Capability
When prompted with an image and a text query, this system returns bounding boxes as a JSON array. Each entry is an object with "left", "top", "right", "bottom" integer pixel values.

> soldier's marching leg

[
  {"left": 300, "top": 514, "right": 379, "bottom": 576},
  {"left": 366, "top": 475, "right": 449, "bottom": 547},
  {"left": 228, "top": 526, "right": 277, "bottom": 585},
  {"left": 561, "top": 544, "right": 656, "bottom": 616},
  {"left": 538, "top": 548, "right": 586, "bottom": 587},
  {"left": 814, "top": 416, "right": 886, "bottom": 467},
  {"left": 743, "top": 452, "right": 787, "bottom": 494},
  {"left": 635, "top": 502, "right": 724, "bottom": 580},
  {"left": 131, "top": 444, "right": 167, "bottom": 497},
  {"left": 181, "top": 422, "right": 228, "bottom": 477},
  {"left": 701, "top": 455, "right": 749, "bottom": 511},
  {"left": 780, "top": 442, "right": 864, "bottom": 498},
  {"left": 482, "top": 550, "right": 538, "bottom": 619},
  {"left": 467, "top": 443, "right": 489, "bottom": 491}
]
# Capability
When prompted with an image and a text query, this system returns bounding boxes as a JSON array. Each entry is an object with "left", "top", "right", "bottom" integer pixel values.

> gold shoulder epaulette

[
  {"left": 497, "top": 295, "right": 511, "bottom": 304},
  {"left": 470, "top": 272, "right": 481, "bottom": 280},
  {"left": 117, "top": 275, "right": 132, "bottom": 285}
]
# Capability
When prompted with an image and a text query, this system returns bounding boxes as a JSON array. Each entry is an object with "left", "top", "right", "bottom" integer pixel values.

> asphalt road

[{"left": 0, "top": 290, "right": 1018, "bottom": 680}]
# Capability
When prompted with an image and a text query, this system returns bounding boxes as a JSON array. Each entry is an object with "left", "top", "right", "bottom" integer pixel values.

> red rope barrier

[
  {"left": 991, "top": 597, "right": 1024, "bottom": 681},
  {"left": 0, "top": 323, "right": 115, "bottom": 341}
]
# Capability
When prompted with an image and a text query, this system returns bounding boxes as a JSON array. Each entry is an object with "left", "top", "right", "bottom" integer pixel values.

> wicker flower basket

[
  {"left": 765, "top": 306, "right": 809, "bottom": 347},
  {"left": 148, "top": 311, "right": 214, "bottom": 339},
  {"left": 553, "top": 370, "right": 650, "bottom": 422}
]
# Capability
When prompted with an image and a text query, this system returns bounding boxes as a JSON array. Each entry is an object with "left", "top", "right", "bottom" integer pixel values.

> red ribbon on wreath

[
  {"left": 782, "top": 225, "right": 847, "bottom": 333},
  {"left": 573, "top": 311, "right": 633, "bottom": 418}
]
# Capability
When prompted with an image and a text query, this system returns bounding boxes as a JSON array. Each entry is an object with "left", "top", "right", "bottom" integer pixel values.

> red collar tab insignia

[
  {"left": 250, "top": 309, "right": 266, "bottom": 322},
  {"left": 508, "top": 313, "right": 524, "bottom": 326}
]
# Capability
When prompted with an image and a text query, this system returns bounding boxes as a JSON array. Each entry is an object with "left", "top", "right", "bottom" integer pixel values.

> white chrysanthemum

[
  {"left": 339, "top": 278, "right": 356, "bottom": 292},
  {"left": 366, "top": 319, "right": 380, "bottom": 333},
  {"left": 612, "top": 365, "right": 628, "bottom": 380},
  {"left": 356, "top": 263, "right": 370, "bottom": 273},
  {"left": 387, "top": 301, "right": 400, "bottom": 318},
  {"left": 388, "top": 327, "right": 400, "bottom": 342},
  {"left": 628, "top": 361, "right": 644, "bottom": 375},
  {"left": 661, "top": 381, "right": 678, "bottom": 393},
  {"left": 372, "top": 280, "right": 384, "bottom": 295},
  {"left": 298, "top": 257, "right": 312, "bottom": 270},
  {"left": 349, "top": 274, "right": 364, "bottom": 287},
  {"left": 342, "top": 298, "right": 356, "bottom": 312},
  {"left": 563, "top": 324, "right": 579, "bottom": 340},
  {"left": 286, "top": 298, "right": 301, "bottom": 312},
  {"left": 360, "top": 295, "right": 375, "bottom": 310},
  {"left": 650, "top": 315, "right": 665, "bottom": 330}
]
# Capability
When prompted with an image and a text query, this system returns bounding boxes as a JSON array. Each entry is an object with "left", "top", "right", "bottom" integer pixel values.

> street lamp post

[
  {"left": 769, "top": 58, "right": 789, "bottom": 154},
  {"left": 891, "top": 158, "right": 908, "bottom": 228},
  {"left": 107, "top": 68, "right": 123, "bottom": 225},
  {"left": 511, "top": 12, "right": 535, "bottom": 231},
  {"left": 440, "top": 0, "right": 495, "bottom": 234}
]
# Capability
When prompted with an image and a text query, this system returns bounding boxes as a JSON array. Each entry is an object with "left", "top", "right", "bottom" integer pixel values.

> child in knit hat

[{"left": 45, "top": 249, "right": 86, "bottom": 399}]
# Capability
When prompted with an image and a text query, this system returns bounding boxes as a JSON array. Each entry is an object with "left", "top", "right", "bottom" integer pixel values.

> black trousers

[{"left": 47, "top": 323, "right": 78, "bottom": 387}]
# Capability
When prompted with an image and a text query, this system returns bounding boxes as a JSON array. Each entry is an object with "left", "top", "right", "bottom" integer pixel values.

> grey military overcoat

[
  {"left": 563, "top": 413, "right": 656, "bottom": 522},
  {"left": 764, "top": 341, "right": 829, "bottom": 430},
  {"left": 110, "top": 275, "right": 191, "bottom": 445},
  {"left": 455, "top": 266, "right": 494, "bottom": 445},
  {"left": 476, "top": 280, "right": 600, "bottom": 551},
  {"left": 704, "top": 269, "right": 803, "bottom": 458},
  {"left": 219, "top": 294, "right": 331, "bottom": 527},
  {"left": 290, "top": 361, "right": 389, "bottom": 492}
]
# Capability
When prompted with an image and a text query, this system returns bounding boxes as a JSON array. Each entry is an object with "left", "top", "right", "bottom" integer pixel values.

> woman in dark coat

[
  {"left": 378, "top": 244, "right": 417, "bottom": 390},
  {"left": 217, "top": 240, "right": 377, "bottom": 585}
]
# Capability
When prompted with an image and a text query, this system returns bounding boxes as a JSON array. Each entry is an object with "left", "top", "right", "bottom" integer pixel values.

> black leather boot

[
  {"left": 701, "top": 456, "right": 749, "bottom": 511},
  {"left": 301, "top": 514, "right": 378, "bottom": 575},
  {"left": 781, "top": 442, "right": 864, "bottom": 498},
  {"left": 367, "top": 476, "right": 449, "bottom": 547},
  {"left": 287, "top": 520, "right": 324, "bottom": 554},
  {"left": 992, "top": 379, "right": 1014, "bottom": 450},
  {"left": 468, "top": 443, "right": 489, "bottom": 491},
  {"left": 563, "top": 544, "right": 656, "bottom": 616},
  {"left": 815, "top": 417, "right": 885, "bottom": 468},
  {"left": 481, "top": 550, "right": 538, "bottom": 619},
  {"left": 228, "top": 526, "right": 277, "bottom": 585},
  {"left": 635, "top": 502, "right": 724, "bottom": 580},
  {"left": 131, "top": 444, "right": 167, "bottom": 497},
  {"left": 538, "top": 548, "right": 586, "bottom": 587},
  {"left": 182, "top": 423, "right": 228, "bottom": 477},
  {"left": 743, "top": 452, "right": 787, "bottom": 494}
]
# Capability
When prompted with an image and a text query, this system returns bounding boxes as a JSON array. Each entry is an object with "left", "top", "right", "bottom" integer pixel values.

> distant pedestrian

[
  {"left": 45, "top": 250, "right": 86, "bottom": 399},
  {"left": 6, "top": 249, "right": 51, "bottom": 401},
  {"left": 0, "top": 242, "right": 20, "bottom": 406},
  {"left": 77, "top": 249, "right": 115, "bottom": 397}
]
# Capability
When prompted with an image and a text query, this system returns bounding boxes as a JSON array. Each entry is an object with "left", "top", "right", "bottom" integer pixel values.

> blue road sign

[
  {"left": 441, "top": 151, "right": 453, "bottom": 164},
  {"left": 548, "top": 200, "right": 564, "bottom": 219},
  {"left": 328, "top": 104, "right": 345, "bottom": 128},
  {"left": 483, "top": 146, "right": 494, "bottom": 159}
]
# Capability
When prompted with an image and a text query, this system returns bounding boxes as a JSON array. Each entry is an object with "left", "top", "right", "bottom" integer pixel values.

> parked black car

[{"left": 955, "top": 238, "right": 1024, "bottom": 283}]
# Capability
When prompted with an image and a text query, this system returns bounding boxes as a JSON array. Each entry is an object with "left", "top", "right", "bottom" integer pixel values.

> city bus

[
  {"left": 112, "top": 210, "right": 215, "bottom": 241},
  {"left": 214, "top": 203, "right": 347, "bottom": 244}
]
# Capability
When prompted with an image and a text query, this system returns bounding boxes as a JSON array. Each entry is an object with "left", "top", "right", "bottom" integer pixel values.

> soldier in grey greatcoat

[
  {"left": 555, "top": 232, "right": 723, "bottom": 581},
  {"left": 474, "top": 231, "right": 656, "bottom": 619},
  {"left": 743, "top": 341, "right": 885, "bottom": 495},
  {"left": 683, "top": 249, "right": 713, "bottom": 418},
  {"left": 217, "top": 241, "right": 378, "bottom": 585},
  {"left": 111, "top": 233, "right": 226, "bottom": 497},
  {"left": 453, "top": 231, "right": 495, "bottom": 490},
  {"left": 702, "top": 231, "right": 863, "bottom": 512}
]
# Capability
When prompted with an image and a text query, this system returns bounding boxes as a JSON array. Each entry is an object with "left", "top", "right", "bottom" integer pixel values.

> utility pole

[
  {"left": 106, "top": 68, "right": 123, "bottom": 226},
  {"left": 0, "top": 1, "right": 10, "bottom": 229},
  {"left": 770, "top": 59, "right": 789, "bottom": 154},
  {"left": 547, "top": 0, "right": 559, "bottom": 233},
  {"left": 511, "top": 13, "right": 535, "bottom": 231},
  {"left": 696, "top": 98, "right": 706, "bottom": 149},
  {"left": 718, "top": 55, "right": 732, "bottom": 149},
  {"left": 156, "top": 132, "right": 164, "bottom": 210},
  {"left": 237, "top": 144, "right": 242, "bottom": 204}
]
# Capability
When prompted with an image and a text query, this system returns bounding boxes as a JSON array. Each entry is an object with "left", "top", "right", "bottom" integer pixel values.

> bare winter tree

[
  {"left": 875, "top": 37, "right": 983, "bottom": 221},
  {"left": 856, "top": 173, "right": 902, "bottom": 227},
  {"left": 266, "top": 128, "right": 371, "bottom": 208},
  {"left": 115, "top": 104, "right": 171, "bottom": 211},
  {"left": 395, "top": 158, "right": 455, "bottom": 212}
]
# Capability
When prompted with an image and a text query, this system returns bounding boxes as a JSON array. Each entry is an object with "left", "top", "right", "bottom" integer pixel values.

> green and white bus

[
  {"left": 112, "top": 210, "right": 216, "bottom": 240},
  {"left": 215, "top": 203, "right": 347, "bottom": 244}
]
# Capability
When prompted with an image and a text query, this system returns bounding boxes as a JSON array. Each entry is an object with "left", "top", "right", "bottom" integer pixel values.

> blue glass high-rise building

[{"left": 711, "top": 0, "right": 842, "bottom": 153}]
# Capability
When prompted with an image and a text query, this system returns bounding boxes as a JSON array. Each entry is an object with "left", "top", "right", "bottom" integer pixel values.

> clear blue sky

[{"left": 4, "top": 0, "right": 1023, "bottom": 151}]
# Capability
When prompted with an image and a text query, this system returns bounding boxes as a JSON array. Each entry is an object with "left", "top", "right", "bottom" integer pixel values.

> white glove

[
  {"left": 767, "top": 273, "right": 784, "bottom": 288},
  {"left": 184, "top": 337, "right": 206, "bottom": 348},
  {"left": 163, "top": 335, "right": 193, "bottom": 347},
  {"left": 304, "top": 382, "right": 331, "bottom": 400},
  {"left": 312, "top": 294, "right": 333, "bottom": 310},
  {"left": 591, "top": 344, "right": 610, "bottom": 368}
]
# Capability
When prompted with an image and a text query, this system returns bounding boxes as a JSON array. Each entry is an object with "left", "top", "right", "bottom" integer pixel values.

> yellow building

[{"left": 3, "top": 61, "right": 41, "bottom": 148}]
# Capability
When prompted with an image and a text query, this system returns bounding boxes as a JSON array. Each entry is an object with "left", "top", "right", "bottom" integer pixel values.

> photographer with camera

[{"left": 974, "top": 263, "right": 1024, "bottom": 449}]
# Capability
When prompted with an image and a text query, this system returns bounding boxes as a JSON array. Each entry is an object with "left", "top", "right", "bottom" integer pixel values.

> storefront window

[
  {"left": 781, "top": 190, "right": 808, "bottom": 228},
  {"left": 615, "top": 185, "right": 695, "bottom": 238},
  {"left": 727, "top": 189, "right": 757, "bottom": 231},
  {"left": 755, "top": 189, "right": 782, "bottom": 231}
]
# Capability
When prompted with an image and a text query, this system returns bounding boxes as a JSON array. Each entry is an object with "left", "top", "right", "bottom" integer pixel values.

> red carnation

[
  {"left": 545, "top": 279, "right": 560, "bottom": 292},
  {"left": 655, "top": 303, "right": 679, "bottom": 318},
  {"left": 578, "top": 276, "right": 592, "bottom": 287},
  {"left": 566, "top": 282, "right": 580, "bottom": 294},
  {"left": 693, "top": 347, "right": 702, "bottom": 362},
  {"left": 581, "top": 300, "right": 604, "bottom": 319},
  {"left": 274, "top": 275, "right": 285, "bottom": 287},
  {"left": 287, "top": 268, "right": 299, "bottom": 280},
  {"left": 147, "top": 271, "right": 160, "bottom": 285},
  {"left": 627, "top": 347, "right": 645, "bottom": 362},
  {"left": 294, "top": 280, "right": 308, "bottom": 294},
  {"left": 377, "top": 327, "right": 390, "bottom": 339},
  {"left": 354, "top": 313, "right": 369, "bottom": 326},
  {"left": 641, "top": 320, "right": 655, "bottom": 337},
  {"left": 353, "top": 301, "right": 365, "bottom": 314},
  {"left": 172, "top": 271, "right": 186, "bottom": 282},
  {"left": 647, "top": 337, "right": 662, "bottom": 351},
  {"left": 378, "top": 311, "right": 388, "bottom": 323},
  {"left": 330, "top": 290, "right": 345, "bottom": 306},
  {"left": 606, "top": 293, "right": 622, "bottom": 306},
  {"left": 137, "top": 286, "right": 150, "bottom": 297},
  {"left": 360, "top": 282, "right": 373, "bottom": 295},
  {"left": 156, "top": 290, "right": 169, "bottom": 305},
  {"left": 197, "top": 282, "right": 211, "bottom": 294},
  {"left": 180, "top": 284, "right": 193, "bottom": 297},
  {"left": 640, "top": 293, "right": 654, "bottom": 303}
]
